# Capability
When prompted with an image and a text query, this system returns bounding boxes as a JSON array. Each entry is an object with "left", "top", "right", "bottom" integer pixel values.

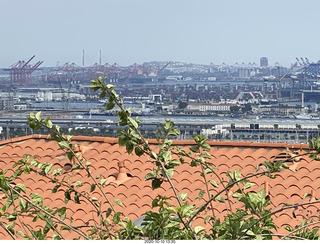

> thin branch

[
  {"left": 8, "top": 185, "right": 89, "bottom": 240},
  {"left": 24, "top": 158, "right": 110, "bottom": 237},
  {"left": 0, "top": 221, "right": 16, "bottom": 240},
  {"left": 43, "top": 217, "right": 65, "bottom": 240},
  {"left": 211, "top": 169, "right": 232, "bottom": 214},
  {"left": 239, "top": 199, "right": 320, "bottom": 239},
  {"left": 281, "top": 219, "right": 320, "bottom": 240},
  {"left": 199, "top": 162, "right": 215, "bottom": 218},
  {"left": 187, "top": 171, "right": 267, "bottom": 226},
  {"left": 73, "top": 151, "right": 116, "bottom": 213},
  {"left": 7, "top": 184, "right": 29, "bottom": 239},
  {"left": 21, "top": 222, "right": 37, "bottom": 240},
  {"left": 258, "top": 233, "right": 307, "bottom": 240}
]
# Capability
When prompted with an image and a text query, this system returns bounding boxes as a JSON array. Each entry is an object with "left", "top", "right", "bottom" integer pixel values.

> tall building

[{"left": 260, "top": 57, "right": 268, "bottom": 67}]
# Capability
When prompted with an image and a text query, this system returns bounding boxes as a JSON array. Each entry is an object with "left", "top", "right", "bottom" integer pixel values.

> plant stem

[
  {"left": 240, "top": 199, "right": 320, "bottom": 239},
  {"left": 281, "top": 219, "right": 320, "bottom": 240},
  {"left": 187, "top": 171, "right": 266, "bottom": 226},
  {"left": 9, "top": 185, "right": 89, "bottom": 240},
  {"left": 199, "top": 162, "right": 215, "bottom": 218},
  {"left": 0, "top": 221, "right": 16, "bottom": 240}
]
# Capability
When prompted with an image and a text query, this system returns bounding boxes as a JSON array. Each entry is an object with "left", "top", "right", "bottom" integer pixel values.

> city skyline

[{"left": 1, "top": 0, "right": 320, "bottom": 68}]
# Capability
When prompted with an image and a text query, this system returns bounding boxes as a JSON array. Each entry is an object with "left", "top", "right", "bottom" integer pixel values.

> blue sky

[{"left": 1, "top": 0, "right": 320, "bottom": 67}]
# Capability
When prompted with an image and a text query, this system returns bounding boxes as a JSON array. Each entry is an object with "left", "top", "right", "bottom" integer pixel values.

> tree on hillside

[
  {"left": 178, "top": 100, "right": 188, "bottom": 110},
  {"left": 241, "top": 103, "right": 252, "bottom": 114},
  {"left": 230, "top": 105, "right": 240, "bottom": 114}
]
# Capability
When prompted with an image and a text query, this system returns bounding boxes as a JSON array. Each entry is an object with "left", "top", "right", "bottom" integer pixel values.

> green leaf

[
  {"left": 198, "top": 190, "right": 205, "bottom": 201},
  {"left": 7, "top": 214, "right": 17, "bottom": 221},
  {"left": 215, "top": 195, "right": 225, "bottom": 203},
  {"left": 150, "top": 151, "right": 158, "bottom": 159},
  {"left": 23, "top": 165, "right": 30, "bottom": 174},
  {"left": 114, "top": 198, "right": 124, "bottom": 208},
  {"left": 60, "top": 226, "right": 71, "bottom": 231},
  {"left": 190, "top": 159, "right": 199, "bottom": 167},
  {"left": 232, "top": 192, "right": 243, "bottom": 198},
  {"left": 72, "top": 163, "right": 80, "bottom": 169},
  {"left": 151, "top": 178, "right": 162, "bottom": 190},
  {"left": 64, "top": 190, "right": 71, "bottom": 204},
  {"left": 234, "top": 169, "right": 241, "bottom": 181},
  {"left": 74, "top": 193, "right": 80, "bottom": 204},
  {"left": 302, "top": 193, "right": 309, "bottom": 199},
  {"left": 90, "top": 184, "right": 96, "bottom": 192},
  {"left": 181, "top": 204, "right": 194, "bottom": 217},
  {"left": 44, "top": 164, "right": 53, "bottom": 175},
  {"left": 100, "top": 178, "right": 107, "bottom": 185},
  {"left": 145, "top": 173, "right": 154, "bottom": 181},
  {"left": 67, "top": 152, "right": 73, "bottom": 161},
  {"left": 194, "top": 226, "right": 205, "bottom": 234},
  {"left": 134, "top": 146, "right": 144, "bottom": 156},
  {"left": 168, "top": 128, "right": 180, "bottom": 136},
  {"left": 74, "top": 181, "right": 84, "bottom": 187},
  {"left": 165, "top": 168, "right": 174, "bottom": 178},
  {"left": 58, "top": 141, "right": 70, "bottom": 150},
  {"left": 151, "top": 198, "right": 159, "bottom": 208},
  {"left": 52, "top": 231, "right": 61, "bottom": 240},
  {"left": 243, "top": 182, "right": 256, "bottom": 189},
  {"left": 52, "top": 168, "right": 63, "bottom": 176},
  {"left": 17, "top": 231, "right": 27, "bottom": 238},
  {"left": 105, "top": 208, "right": 112, "bottom": 218},
  {"left": 128, "top": 117, "right": 138, "bottom": 129},
  {"left": 99, "top": 89, "right": 106, "bottom": 98},
  {"left": 106, "top": 84, "right": 114, "bottom": 89},
  {"left": 15, "top": 183, "right": 27, "bottom": 194},
  {"left": 52, "top": 184, "right": 61, "bottom": 193},
  {"left": 209, "top": 180, "right": 218, "bottom": 188},
  {"left": 35, "top": 111, "right": 41, "bottom": 122},
  {"left": 201, "top": 152, "right": 212, "bottom": 159},
  {"left": 190, "top": 145, "right": 199, "bottom": 153},
  {"left": 246, "top": 230, "right": 255, "bottom": 236},
  {"left": 113, "top": 212, "right": 120, "bottom": 224},
  {"left": 106, "top": 101, "right": 115, "bottom": 110},
  {"left": 19, "top": 198, "right": 27, "bottom": 211},
  {"left": 118, "top": 136, "right": 128, "bottom": 147},
  {"left": 179, "top": 193, "right": 188, "bottom": 201},
  {"left": 126, "top": 142, "right": 134, "bottom": 154},
  {"left": 30, "top": 193, "right": 43, "bottom": 206},
  {"left": 44, "top": 117, "right": 53, "bottom": 129},
  {"left": 57, "top": 207, "right": 67, "bottom": 220}
]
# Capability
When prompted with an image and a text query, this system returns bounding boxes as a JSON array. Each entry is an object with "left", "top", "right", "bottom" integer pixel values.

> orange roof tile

[{"left": 0, "top": 134, "right": 319, "bottom": 240}]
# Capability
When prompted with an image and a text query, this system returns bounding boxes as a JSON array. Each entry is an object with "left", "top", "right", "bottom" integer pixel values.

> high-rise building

[{"left": 260, "top": 57, "right": 268, "bottom": 67}]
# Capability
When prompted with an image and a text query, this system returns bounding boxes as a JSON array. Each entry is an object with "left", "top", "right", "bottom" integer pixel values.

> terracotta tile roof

[{"left": 0, "top": 134, "right": 319, "bottom": 239}]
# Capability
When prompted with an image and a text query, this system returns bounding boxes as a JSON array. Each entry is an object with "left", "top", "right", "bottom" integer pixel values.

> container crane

[
  {"left": 3, "top": 55, "right": 43, "bottom": 84},
  {"left": 296, "top": 57, "right": 303, "bottom": 66},
  {"left": 157, "top": 61, "right": 170, "bottom": 75}
]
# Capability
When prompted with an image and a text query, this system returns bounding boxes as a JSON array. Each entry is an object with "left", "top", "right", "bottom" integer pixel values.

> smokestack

[{"left": 82, "top": 49, "right": 85, "bottom": 67}]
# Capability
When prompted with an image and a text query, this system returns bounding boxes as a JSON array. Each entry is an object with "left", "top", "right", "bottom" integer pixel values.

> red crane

[
  {"left": 157, "top": 61, "right": 170, "bottom": 75},
  {"left": 3, "top": 55, "right": 43, "bottom": 84}
]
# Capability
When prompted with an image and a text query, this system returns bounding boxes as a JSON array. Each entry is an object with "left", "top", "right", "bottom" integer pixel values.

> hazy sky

[{"left": 1, "top": 0, "right": 320, "bottom": 68}]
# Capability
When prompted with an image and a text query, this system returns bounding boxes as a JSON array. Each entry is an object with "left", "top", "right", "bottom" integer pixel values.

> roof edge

[
  {"left": 0, "top": 134, "right": 311, "bottom": 150},
  {"left": 171, "top": 139, "right": 310, "bottom": 149}
]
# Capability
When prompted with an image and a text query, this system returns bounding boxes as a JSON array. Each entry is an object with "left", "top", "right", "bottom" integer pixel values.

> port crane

[
  {"left": 276, "top": 62, "right": 298, "bottom": 99},
  {"left": 4, "top": 55, "right": 43, "bottom": 84},
  {"left": 157, "top": 61, "right": 170, "bottom": 75}
]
